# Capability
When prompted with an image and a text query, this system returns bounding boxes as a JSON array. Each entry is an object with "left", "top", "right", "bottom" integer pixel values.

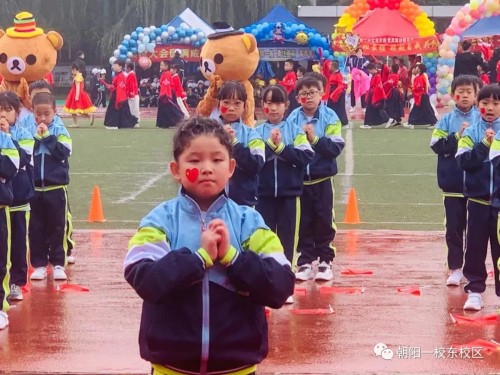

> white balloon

[
  {"left": 161, "top": 31, "right": 168, "bottom": 39},
  {"left": 156, "top": 36, "right": 162, "bottom": 43},
  {"left": 197, "top": 31, "right": 204, "bottom": 38},
  {"left": 184, "top": 37, "right": 191, "bottom": 44},
  {"left": 126, "top": 58, "right": 132, "bottom": 63},
  {"left": 127, "top": 51, "right": 133, "bottom": 57},
  {"left": 143, "top": 35, "right": 150, "bottom": 44},
  {"left": 114, "top": 49, "right": 120, "bottom": 58},
  {"left": 138, "top": 32, "right": 144, "bottom": 40},
  {"left": 150, "top": 25, "right": 156, "bottom": 32},
  {"left": 167, "top": 26, "right": 176, "bottom": 35},
  {"left": 180, "top": 23, "right": 188, "bottom": 29},
  {"left": 109, "top": 56, "right": 117, "bottom": 65},
  {"left": 144, "top": 27, "right": 150, "bottom": 35},
  {"left": 124, "top": 34, "right": 131, "bottom": 40},
  {"left": 190, "top": 34, "right": 198, "bottom": 42}
]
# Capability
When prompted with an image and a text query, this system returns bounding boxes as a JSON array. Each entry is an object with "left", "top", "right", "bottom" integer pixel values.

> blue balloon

[
  {"left": 119, "top": 45, "right": 128, "bottom": 53},
  {"left": 251, "top": 29, "right": 258, "bottom": 36},
  {"left": 143, "top": 35, "right": 150, "bottom": 44},
  {"left": 121, "top": 40, "right": 129, "bottom": 47},
  {"left": 329, "top": 55, "right": 334, "bottom": 61},
  {"left": 200, "top": 38, "right": 207, "bottom": 44},
  {"left": 131, "top": 31, "right": 138, "bottom": 39},
  {"left": 298, "top": 24, "right": 305, "bottom": 30},
  {"left": 129, "top": 39, "right": 137, "bottom": 47},
  {"left": 430, "top": 67, "right": 436, "bottom": 74},
  {"left": 263, "top": 22, "right": 269, "bottom": 29},
  {"left": 256, "top": 25, "right": 263, "bottom": 32},
  {"left": 291, "top": 24, "right": 298, "bottom": 31},
  {"left": 172, "top": 33, "right": 179, "bottom": 40},
  {"left": 194, "top": 41, "right": 201, "bottom": 48},
  {"left": 186, "top": 29, "right": 193, "bottom": 36},
  {"left": 161, "top": 25, "right": 168, "bottom": 32},
  {"left": 119, "top": 53, "right": 127, "bottom": 60},
  {"left": 178, "top": 30, "right": 186, "bottom": 38},
  {"left": 320, "top": 37, "right": 327, "bottom": 44},
  {"left": 136, "top": 27, "right": 144, "bottom": 33},
  {"left": 130, "top": 47, "right": 138, "bottom": 54},
  {"left": 244, "top": 27, "right": 251, "bottom": 33},
  {"left": 307, "top": 32, "right": 314, "bottom": 39},
  {"left": 323, "top": 50, "right": 330, "bottom": 58}
]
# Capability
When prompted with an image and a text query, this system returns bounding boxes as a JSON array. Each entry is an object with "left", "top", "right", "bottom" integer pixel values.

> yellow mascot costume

[
  {"left": 0, "top": 12, "right": 63, "bottom": 110},
  {"left": 197, "top": 23, "right": 259, "bottom": 126}
]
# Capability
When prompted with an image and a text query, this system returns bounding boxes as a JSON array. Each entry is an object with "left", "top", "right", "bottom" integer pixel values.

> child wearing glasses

[{"left": 287, "top": 76, "right": 345, "bottom": 282}]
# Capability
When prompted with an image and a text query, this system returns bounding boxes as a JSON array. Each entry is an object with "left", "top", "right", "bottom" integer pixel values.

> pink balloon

[{"left": 138, "top": 56, "right": 152, "bottom": 69}]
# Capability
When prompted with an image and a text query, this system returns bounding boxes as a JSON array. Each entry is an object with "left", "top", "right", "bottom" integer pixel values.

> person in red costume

[
  {"left": 156, "top": 60, "right": 183, "bottom": 129},
  {"left": 102, "top": 60, "right": 138, "bottom": 129},
  {"left": 170, "top": 64, "right": 190, "bottom": 119},
  {"left": 326, "top": 60, "right": 348, "bottom": 127},
  {"left": 280, "top": 59, "right": 298, "bottom": 117},
  {"left": 44, "top": 72, "right": 54, "bottom": 87},
  {"left": 126, "top": 62, "right": 140, "bottom": 126},
  {"left": 384, "top": 64, "right": 404, "bottom": 128},
  {"left": 405, "top": 63, "right": 437, "bottom": 129},
  {"left": 361, "top": 63, "right": 389, "bottom": 129}
]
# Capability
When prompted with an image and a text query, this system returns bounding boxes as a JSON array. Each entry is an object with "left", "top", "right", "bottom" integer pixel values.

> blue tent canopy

[
  {"left": 253, "top": 4, "right": 312, "bottom": 29},
  {"left": 462, "top": 15, "right": 500, "bottom": 39},
  {"left": 167, "top": 8, "right": 214, "bottom": 36}
]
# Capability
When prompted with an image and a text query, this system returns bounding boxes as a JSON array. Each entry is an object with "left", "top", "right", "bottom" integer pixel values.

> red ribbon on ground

[
  {"left": 294, "top": 287, "right": 307, "bottom": 295},
  {"left": 21, "top": 284, "right": 31, "bottom": 294},
  {"left": 341, "top": 269, "right": 374, "bottom": 275},
  {"left": 56, "top": 284, "right": 90, "bottom": 292},
  {"left": 451, "top": 313, "right": 499, "bottom": 325},
  {"left": 319, "top": 286, "right": 364, "bottom": 294},
  {"left": 291, "top": 307, "right": 334, "bottom": 315},
  {"left": 396, "top": 286, "right": 421, "bottom": 296}
]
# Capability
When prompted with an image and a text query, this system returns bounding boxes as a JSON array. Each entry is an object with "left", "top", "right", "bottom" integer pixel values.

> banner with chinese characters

[
  {"left": 259, "top": 47, "right": 316, "bottom": 61},
  {"left": 333, "top": 35, "right": 439, "bottom": 56},
  {"left": 142, "top": 45, "right": 201, "bottom": 62}
]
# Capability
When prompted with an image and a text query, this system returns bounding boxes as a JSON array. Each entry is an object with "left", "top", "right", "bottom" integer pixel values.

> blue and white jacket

[
  {"left": 488, "top": 119, "right": 500, "bottom": 208},
  {"left": 430, "top": 106, "right": 479, "bottom": 194},
  {"left": 0, "top": 132, "right": 19, "bottom": 206},
  {"left": 10, "top": 123, "right": 35, "bottom": 209},
  {"left": 221, "top": 120, "right": 265, "bottom": 206},
  {"left": 456, "top": 117, "right": 500, "bottom": 202},
  {"left": 287, "top": 104, "right": 345, "bottom": 184},
  {"left": 255, "top": 120, "right": 314, "bottom": 197},
  {"left": 33, "top": 119, "right": 72, "bottom": 189},
  {"left": 20, "top": 112, "right": 65, "bottom": 137},
  {"left": 124, "top": 190, "right": 294, "bottom": 374}
]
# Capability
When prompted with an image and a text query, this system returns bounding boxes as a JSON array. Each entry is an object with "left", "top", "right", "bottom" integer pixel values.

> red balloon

[
  {"left": 470, "top": 10, "right": 480, "bottom": 19},
  {"left": 459, "top": 19, "right": 467, "bottom": 28},
  {"left": 445, "top": 28, "right": 455, "bottom": 36}
]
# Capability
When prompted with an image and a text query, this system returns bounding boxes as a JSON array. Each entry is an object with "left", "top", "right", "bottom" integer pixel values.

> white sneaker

[
  {"left": 402, "top": 123, "right": 414, "bottom": 129},
  {"left": 463, "top": 292, "right": 484, "bottom": 311},
  {"left": 67, "top": 255, "right": 76, "bottom": 264},
  {"left": 53, "top": 266, "right": 67, "bottom": 281},
  {"left": 446, "top": 269, "right": 463, "bottom": 286},
  {"left": 315, "top": 261, "right": 334, "bottom": 281},
  {"left": 427, "top": 124, "right": 435, "bottom": 129},
  {"left": 285, "top": 295, "right": 294, "bottom": 304},
  {"left": 295, "top": 264, "right": 313, "bottom": 281},
  {"left": 385, "top": 118, "right": 395, "bottom": 128},
  {"left": 30, "top": 267, "right": 47, "bottom": 280},
  {"left": 359, "top": 124, "right": 372, "bottom": 129},
  {"left": 8, "top": 284, "right": 23, "bottom": 301},
  {"left": 0, "top": 311, "right": 9, "bottom": 330}
]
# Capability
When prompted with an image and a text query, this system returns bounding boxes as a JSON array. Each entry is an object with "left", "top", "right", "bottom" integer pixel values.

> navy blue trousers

[
  {"left": 463, "top": 200, "right": 500, "bottom": 296},
  {"left": 443, "top": 196, "right": 467, "bottom": 270},
  {"left": 9, "top": 210, "right": 28, "bottom": 286},
  {"left": 29, "top": 188, "right": 68, "bottom": 268},
  {"left": 297, "top": 178, "right": 336, "bottom": 266}
]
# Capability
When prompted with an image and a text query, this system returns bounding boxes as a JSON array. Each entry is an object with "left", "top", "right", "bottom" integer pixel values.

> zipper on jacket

[
  {"left": 40, "top": 153, "right": 45, "bottom": 188},
  {"left": 274, "top": 157, "right": 278, "bottom": 197}
]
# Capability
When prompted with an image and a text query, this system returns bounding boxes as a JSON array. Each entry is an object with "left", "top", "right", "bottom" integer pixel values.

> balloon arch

[{"left": 437, "top": 0, "right": 500, "bottom": 106}]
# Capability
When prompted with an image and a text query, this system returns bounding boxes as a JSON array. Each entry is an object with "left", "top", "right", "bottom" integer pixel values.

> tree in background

[{"left": 0, "top": 0, "right": 310, "bottom": 65}]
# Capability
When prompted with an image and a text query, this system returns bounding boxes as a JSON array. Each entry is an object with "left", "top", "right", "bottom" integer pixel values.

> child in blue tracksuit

[
  {"left": 124, "top": 117, "right": 294, "bottom": 375},
  {"left": 430, "top": 76, "right": 479, "bottom": 287},
  {"left": 217, "top": 81, "right": 264, "bottom": 207},
  {"left": 456, "top": 84, "right": 500, "bottom": 311},
  {"left": 287, "top": 76, "right": 345, "bottom": 282},
  {"left": 0, "top": 122, "right": 19, "bottom": 330},
  {"left": 28, "top": 93, "right": 72, "bottom": 282},
  {"left": 0, "top": 92, "right": 34, "bottom": 302},
  {"left": 255, "top": 85, "right": 314, "bottom": 275}
]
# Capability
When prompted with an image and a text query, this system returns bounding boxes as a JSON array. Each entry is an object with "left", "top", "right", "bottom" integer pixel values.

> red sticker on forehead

[
  {"left": 481, "top": 108, "right": 486, "bottom": 114},
  {"left": 185, "top": 168, "right": 199, "bottom": 183},
  {"left": 455, "top": 95, "right": 460, "bottom": 101},
  {"left": 300, "top": 97, "right": 307, "bottom": 104},
  {"left": 263, "top": 107, "right": 270, "bottom": 114},
  {"left": 220, "top": 106, "right": 228, "bottom": 114}
]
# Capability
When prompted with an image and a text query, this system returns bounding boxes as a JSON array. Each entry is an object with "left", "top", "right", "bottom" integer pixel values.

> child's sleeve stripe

[
  {"left": 242, "top": 228, "right": 290, "bottom": 267},
  {"left": 125, "top": 227, "right": 170, "bottom": 268},
  {"left": 1, "top": 147, "right": 20, "bottom": 169},
  {"left": 248, "top": 138, "right": 265, "bottom": 159}
]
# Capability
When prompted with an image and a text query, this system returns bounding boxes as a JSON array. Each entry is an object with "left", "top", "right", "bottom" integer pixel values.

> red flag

[
  {"left": 341, "top": 269, "right": 374, "bottom": 275},
  {"left": 451, "top": 314, "right": 499, "bottom": 325},
  {"left": 291, "top": 306, "right": 334, "bottom": 315},
  {"left": 396, "top": 286, "right": 421, "bottom": 296},
  {"left": 319, "top": 286, "right": 364, "bottom": 294},
  {"left": 56, "top": 284, "right": 90, "bottom": 292}
]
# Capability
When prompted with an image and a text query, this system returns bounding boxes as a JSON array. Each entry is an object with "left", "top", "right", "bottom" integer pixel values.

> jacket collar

[
  {"left": 453, "top": 105, "right": 475, "bottom": 116},
  {"left": 178, "top": 187, "right": 228, "bottom": 216}
]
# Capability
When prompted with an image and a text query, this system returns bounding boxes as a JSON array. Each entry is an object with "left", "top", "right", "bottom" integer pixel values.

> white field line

[
  {"left": 71, "top": 172, "right": 158, "bottom": 175},
  {"left": 354, "top": 153, "right": 434, "bottom": 156},
  {"left": 113, "top": 171, "right": 169, "bottom": 203},
  {"left": 341, "top": 127, "right": 354, "bottom": 203},
  {"left": 337, "top": 172, "right": 434, "bottom": 177}
]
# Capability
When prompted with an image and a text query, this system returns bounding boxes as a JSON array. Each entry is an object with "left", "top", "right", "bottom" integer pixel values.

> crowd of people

[{"left": 1, "top": 36, "right": 500, "bottom": 374}]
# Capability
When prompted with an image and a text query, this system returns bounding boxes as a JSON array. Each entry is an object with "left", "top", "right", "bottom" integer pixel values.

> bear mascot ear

[
  {"left": 0, "top": 30, "right": 5, "bottom": 38},
  {"left": 47, "top": 31, "right": 63, "bottom": 50},
  {"left": 241, "top": 34, "right": 257, "bottom": 54}
]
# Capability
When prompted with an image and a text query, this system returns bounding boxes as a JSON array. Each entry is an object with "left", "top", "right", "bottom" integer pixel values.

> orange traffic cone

[
  {"left": 343, "top": 188, "right": 361, "bottom": 224},
  {"left": 88, "top": 185, "right": 106, "bottom": 222}
]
